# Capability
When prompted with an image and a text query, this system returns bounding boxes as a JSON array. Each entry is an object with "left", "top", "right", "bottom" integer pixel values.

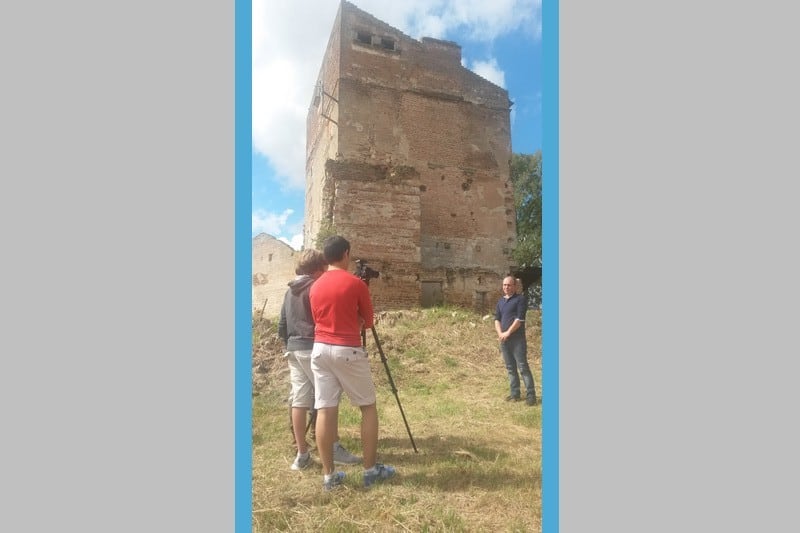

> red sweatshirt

[{"left": 309, "top": 269, "right": 374, "bottom": 346}]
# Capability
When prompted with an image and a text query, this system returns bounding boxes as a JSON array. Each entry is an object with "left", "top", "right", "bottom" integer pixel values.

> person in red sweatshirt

[{"left": 309, "top": 235, "right": 396, "bottom": 491}]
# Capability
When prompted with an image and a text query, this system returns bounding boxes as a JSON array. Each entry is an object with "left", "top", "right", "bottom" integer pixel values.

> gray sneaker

[
  {"left": 290, "top": 452, "right": 311, "bottom": 471},
  {"left": 333, "top": 441, "right": 361, "bottom": 465}
]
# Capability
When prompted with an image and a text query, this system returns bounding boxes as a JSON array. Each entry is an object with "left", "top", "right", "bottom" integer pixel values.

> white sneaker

[
  {"left": 332, "top": 442, "right": 361, "bottom": 465},
  {"left": 291, "top": 452, "right": 311, "bottom": 471}
]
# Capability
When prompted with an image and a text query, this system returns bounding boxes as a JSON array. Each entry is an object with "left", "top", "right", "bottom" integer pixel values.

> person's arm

[
  {"left": 358, "top": 282, "right": 375, "bottom": 329},
  {"left": 516, "top": 295, "right": 528, "bottom": 323},
  {"left": 494, "top": 299, "right": 508, "bottom": 340},
  {"left": 504, "top": 319, "right": 523, "bottom": 337},
  {"left": 277, "top": 302, "right": 288, "bottom": 345}
]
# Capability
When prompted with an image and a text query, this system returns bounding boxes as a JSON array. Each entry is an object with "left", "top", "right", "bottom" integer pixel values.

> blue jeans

[{"left": 500, "top": 335, "right": 536, "bottom": 400}]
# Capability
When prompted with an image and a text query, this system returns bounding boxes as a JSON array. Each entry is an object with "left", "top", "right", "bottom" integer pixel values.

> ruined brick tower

[{"left": 305, "top": 1, "right": 517, "bottom": 312}]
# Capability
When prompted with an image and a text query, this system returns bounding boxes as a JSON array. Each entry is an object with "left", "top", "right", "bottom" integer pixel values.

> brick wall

[
  {"left": 304, "top": 6, "right": 342, "bottom": 248},
  {"left": 326, "top": 159, "right": 422, "bottom": 310},
  {"left": 302, "top": 1, "right": 517, "bottom": 312}
]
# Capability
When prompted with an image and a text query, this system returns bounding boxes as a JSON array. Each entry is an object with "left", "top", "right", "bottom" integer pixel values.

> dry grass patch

[{"left": 252, "top": 306, "right": 542, "bottom": 532}]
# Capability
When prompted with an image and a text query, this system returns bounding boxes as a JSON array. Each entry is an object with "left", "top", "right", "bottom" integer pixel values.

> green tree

[
  {"left": 510, "top": 151, "right": 542, "bottom": 306},
  {"left": 510, "top": 151, "right": 542, "bottom": 267}
]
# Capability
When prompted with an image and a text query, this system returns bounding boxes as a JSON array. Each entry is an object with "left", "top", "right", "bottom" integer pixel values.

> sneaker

[
  {"left": 290, "top": 452, "right": 311, "bottom": 471},
  {"left": 505, "top": 395, "right": 521, "bottom": 402},
  {"left": 526, "top": 396, "right": 537, "bottom": 406},
  {"left": 333, "top": 442, "right": 361, "bottom": 465},
  {"left": 363, "top": 463, "right": 396, "bottom": 488},
  {"left": 323, "top": 471, "right": 346, "bottom": 492}
]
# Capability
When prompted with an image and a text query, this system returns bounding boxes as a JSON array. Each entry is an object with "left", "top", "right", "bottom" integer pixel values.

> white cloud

[
  {"left": 252, "top": 0, "right": 541, "bottom": 191},
  {"left": 406, "top": 0, "right": 542, "bottom": 42},
  {"left": 252, "top": 208, "right": 294, "bottom": 235},
  {"left": 279, "top": 233, "right": 304, "bottom": 251},
  {"left": 412, "top": 13, "right": 449, "bottom": 40},
  {"left": 469, "top": 58, "right": 506, "bottom": 88}
]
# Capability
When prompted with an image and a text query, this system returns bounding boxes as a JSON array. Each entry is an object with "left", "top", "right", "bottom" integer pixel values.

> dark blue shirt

[{"left": 495, "top": 294, "right": 527, "bottom": 339}]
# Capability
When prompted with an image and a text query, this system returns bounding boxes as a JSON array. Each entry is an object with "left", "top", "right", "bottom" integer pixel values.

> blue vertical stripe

[
  {"left": 542, "top": 0, "right": 559, "bottom": 532},
  {"left": 235, "top": 0, "right": 253, "bottom": 531}
]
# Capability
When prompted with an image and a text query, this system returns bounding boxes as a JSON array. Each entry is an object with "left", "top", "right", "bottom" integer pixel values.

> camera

[{"left": 354, "top": 259, "right": 380, "bottom": 283}]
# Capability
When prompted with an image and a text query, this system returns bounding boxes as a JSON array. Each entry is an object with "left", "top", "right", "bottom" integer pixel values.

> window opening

[{"left": 356, "top": 31, "right": 371, "bottom": 45}]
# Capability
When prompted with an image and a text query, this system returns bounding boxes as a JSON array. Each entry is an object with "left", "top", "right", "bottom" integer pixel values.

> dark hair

[
  {"left": 322, "top": 235, "right": 350, "bottom": 263},
  {"left": 295, "top": 249, "right": 327, "bottom": 275}
]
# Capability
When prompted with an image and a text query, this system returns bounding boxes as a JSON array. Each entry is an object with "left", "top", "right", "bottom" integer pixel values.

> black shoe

[
  {"left": 505, "top": 395, "right": 521, "bottom": 402},
  {"left": 526, "top": 397, "right": 537, "bottom": 406}
]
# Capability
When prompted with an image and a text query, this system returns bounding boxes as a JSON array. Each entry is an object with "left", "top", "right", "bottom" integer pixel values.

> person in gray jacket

[{"left": 278, "top": 249, "right": 361, "bottom": 470}]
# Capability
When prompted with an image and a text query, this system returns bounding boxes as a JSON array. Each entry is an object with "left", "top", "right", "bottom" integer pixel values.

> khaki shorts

[
  {"left": 286, "top": 349, "right": 315, "bottom": 408},
  {"left": 311, "top": 342, "right": 376, "bottom": 409}
]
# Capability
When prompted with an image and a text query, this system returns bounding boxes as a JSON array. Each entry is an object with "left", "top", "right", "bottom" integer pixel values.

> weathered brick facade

[
  {"left": 304, "top": 1, "right": 517, "bottom": 313},
  {"left": 304, "top": 2, "right": 517, "bottom": 312}
]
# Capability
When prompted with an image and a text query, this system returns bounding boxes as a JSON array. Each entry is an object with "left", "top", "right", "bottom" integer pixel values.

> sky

[{"left": 252, "top": 0, "right": 543, "bottom": 250}]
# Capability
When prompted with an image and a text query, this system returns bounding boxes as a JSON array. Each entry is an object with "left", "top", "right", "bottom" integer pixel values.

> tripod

[
  {"left": 355, "top": 259, "right": 418, "bottom": 453},
  {"left": 362, "top": 324, "right": 419, "bottom": 453}
]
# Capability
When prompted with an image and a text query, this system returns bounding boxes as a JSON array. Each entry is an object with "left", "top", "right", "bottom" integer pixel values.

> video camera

[
  {"left": 353, "top": 259, "right": 381, "bottom": 284},
  {"left": 354, "top": 259, "right": 380, "bottom": 283}
]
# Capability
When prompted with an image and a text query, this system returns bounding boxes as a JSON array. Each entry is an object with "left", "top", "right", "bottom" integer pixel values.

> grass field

[{"left": 252, "top": 306, "right": 542, "bottom": 532}]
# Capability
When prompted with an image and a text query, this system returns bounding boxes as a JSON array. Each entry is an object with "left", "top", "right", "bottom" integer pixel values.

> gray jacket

[{"left": 277, "top": 275, "right": 316, "bottom": 351}]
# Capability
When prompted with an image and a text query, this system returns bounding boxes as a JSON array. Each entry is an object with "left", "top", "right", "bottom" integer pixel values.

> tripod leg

[
  {"left": 289, "top": 403, "right": 298, "bottom": 449},
  {"left": 306, "top": 408, "right": 317, "bottom": 440},
  {"left": 371, "top": 326, "right": 418, "bottom": 453}
]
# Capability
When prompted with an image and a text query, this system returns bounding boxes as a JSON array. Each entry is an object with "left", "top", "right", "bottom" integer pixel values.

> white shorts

[
  {"left": 286, "top": 349, "right": 315, "bottom": 408},
  {"left": 311, "top": 342, "right": 377, "bottom": 409}
]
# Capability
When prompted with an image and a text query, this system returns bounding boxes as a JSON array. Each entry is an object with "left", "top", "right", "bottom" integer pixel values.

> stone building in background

[
  {"left": 252, "top": 233, "right": 297, "bottom": 318},
  {"left": 304, "top": 1, "right": 517, "bottom": 312}
]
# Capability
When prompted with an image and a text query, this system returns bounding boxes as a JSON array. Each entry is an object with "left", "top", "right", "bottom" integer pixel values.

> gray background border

[
  {"left": 0, "top": 1, "right": 235, "bottom": 530},
  {"left": 560, "top": 1, "right": 800, "bottom": 531}
]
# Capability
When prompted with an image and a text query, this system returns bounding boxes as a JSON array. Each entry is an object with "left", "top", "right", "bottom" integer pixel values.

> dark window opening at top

[
  {"left": 380, "top": 37, "right": 395, "bottom": 50},
  {"left": 356, "top": 31, "right": 371, "bottom": 45}
]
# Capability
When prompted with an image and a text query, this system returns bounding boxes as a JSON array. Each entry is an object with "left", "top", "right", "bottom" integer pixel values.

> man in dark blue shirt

[{"left": 494, "top": 276, "right": 537, "bottom": 406}]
